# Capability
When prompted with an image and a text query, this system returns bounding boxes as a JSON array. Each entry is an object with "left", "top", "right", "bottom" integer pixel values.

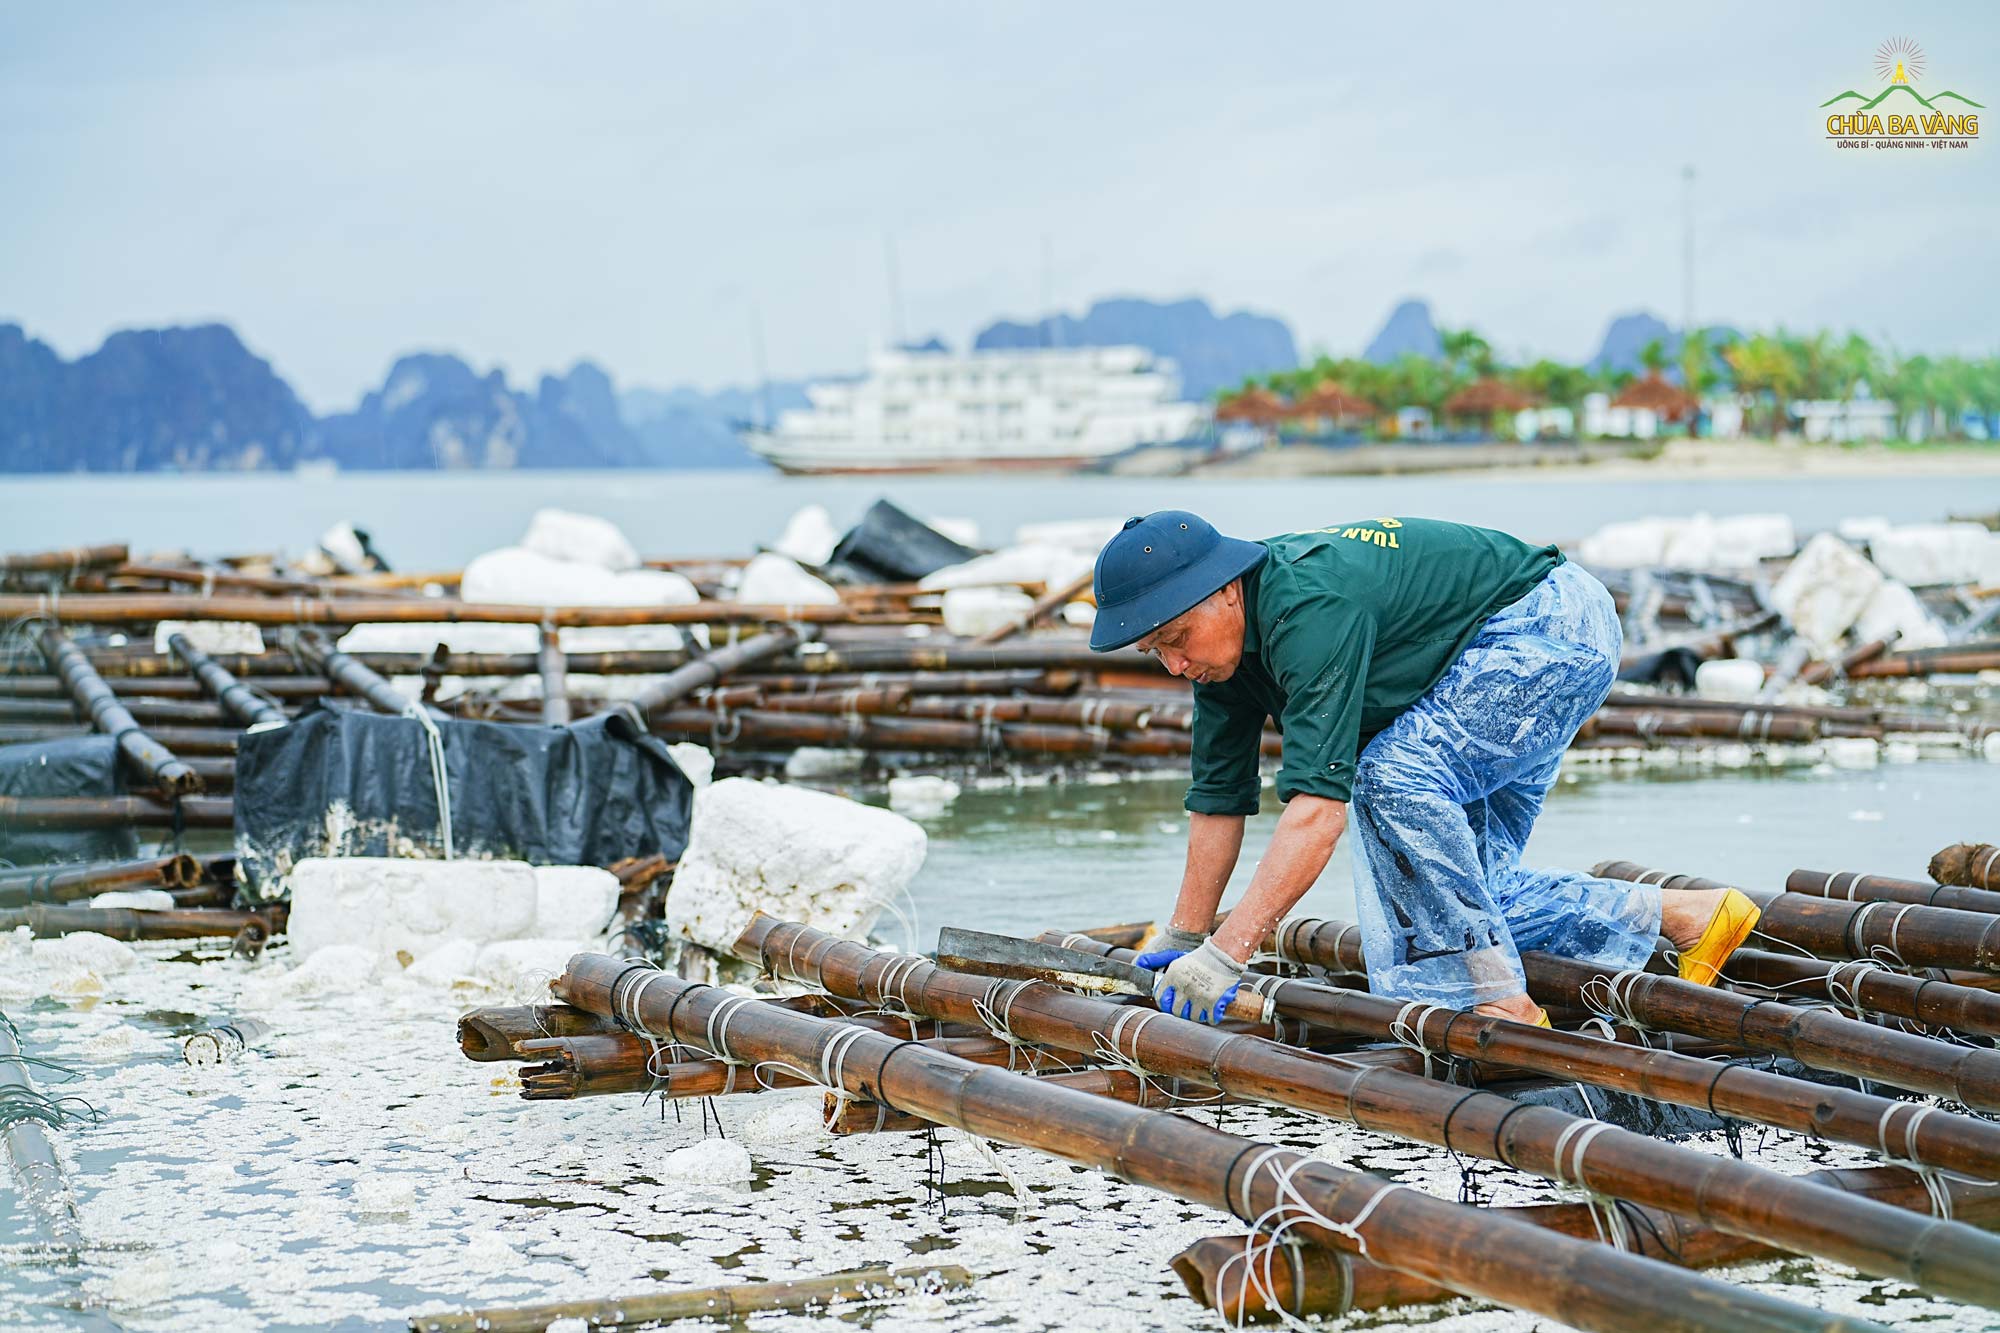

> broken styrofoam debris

[
  {"left": 469, "top": 939, "right": 589, "bottom": 996},
  {"left": 1577, "top": 513, "right": 1794, "bottom": 571},
  {"left": 22, "top": 931, "right": 138, "bottom": 995},
  {"left": 668, "top": 743, "right": 715, "bottom": 789},
  {"left": 736, "top": 553, "right": 841, "bottom": 606},
  {"left": 153, "top": 620, "right": 265, "bottom": 655},
  {"left": 461, "top": 547, "right": 698, "bottom": 609},
  {"left": 1693, "top": 659, "right": 1764, "bottom": 702},
  {"left": 242, "top": 945, "right": 377, "bottom": 1001},
  {"left": 888, "top": 775, "right": 962, "bottom": 817},
  {"left": 773, "top": 504, "right": 841, "bottom": 567},
  {"left": 1822, "top": 737, "right": 1881, "bottom": 770},
  {"left": 90, "top": 889, "right": 177, "bottom": 911},
  {"left": 1868, "top": 523, "right": 2000, "bottom": 588},
  {"left": 336, "top": 620, "right": 540, "bottom": 657},
  {"left": 658, "top": 1137, "right": 754, "bottom": 1185},
  {"left": 530, "top": 866, "right": 621, "bottom": 939},
  {"left": 783, "top": 747, "right": 867, "bottom": 780},
  {"left": 1853, "top": 581, "right": 1948, "bottom": 651},
  {"left": 941, "top": 586, "right": 1035, "bottom": 637},
  {"left": 1836, "top": 515, "right": 1895, "bottom": 546},
  {"left": 1061, "top": 601, "right": 1096, "bottom": 629},
  {"left": 1984, "top": 734, "right": 2000, "bottom": 763},
  {"left": 666, "top": 778, "right": 927, "bottom": 952},
  {"left": 926, "top": 516, "right": 982, "bottom": 549},
  {"left": 287, "top": 858, "right": 539, "bottom": 965},
  {"left": 1769, "top": 533, "right": 1884, "bottom": 651},
  {"left": 521, "top": 508, "right": 640, "bottom": 572}
]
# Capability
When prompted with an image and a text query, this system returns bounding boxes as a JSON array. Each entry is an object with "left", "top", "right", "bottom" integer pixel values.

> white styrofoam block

[
  {"left": 1837, "top": 516, "right": 1894, "bottom": 546},
  {"left": 920, "top": 544, "right": 1093, "bottom": 593},
  {"left": 1985, "top": 733, "right": 2000, "bottom": 763},
  {"left": 1769, "top": 533, "right": 1884, "bottom": 650},
  {"left": 471, "top": 939, "right": 587, "bottom": 994},
  {"left": 1693, "top": 659, "right": 1765, "bottom": 702},
  {"left": 522, "top": 508, "right": 640, "bottom": 572},
  {"left": 667, "top": 778, "right": 927, "bottom": 952},
  {"left": 926, "top": 516, "right": 982, "bottom": 548},
  {"left": 1823, "top": 737, "right": 1880, "bottom": 769},
  {"left": 1660, "top": 513, "right": 1795, "bottom": 569},
  {"left": 668, "top": 743, "right": 715, "bottom": 789},
  {"left": 337, "top": 621, "right": 539, "bottom": 655},
  {"left": 403, "top": 939, "right": 479, "bottom": 984},
  {"left": 153, "top": 620, "right": 265, "bottom": 655},
  {"left": 286, "top": 858, "right": 539, "bottom": 964},
  {"left": 1870, "top": 523, "right": 1997, "bottom": 587},
  {"left": 772, "top": 504, "right": 841, "bottom": 567},
  {"left": 1575, "top": 517, "right": 1676, "bottom": 569},
  {"left": 460, "top": 547, "right": 698, "bottom": 608},
  {"left": 941, "top": 586, "right": 1035, "bottom": 637},
  {"left": 783, "top": 747, "right": 866, "bottom": 780},
  {"left": 1060, "top": 601, "right": 1096, "bottom": 628},
  {"left": 90, "top": 889, "right": 177, "bottom": 911},
  {"left": 888, "top": 774, "right": 961, "bottom": 816},
  {"left": 1854, "top": 581, "right": 1947, "bottom": 650},
  {"left": 531, "top": 866, "right": 621, "bottom": 939},
  {"left": 736, "top": 553, "right": 841, "bottom": 606},
  {"left": 1015, "top": 517, "right": 1126, "bottom": 551}
]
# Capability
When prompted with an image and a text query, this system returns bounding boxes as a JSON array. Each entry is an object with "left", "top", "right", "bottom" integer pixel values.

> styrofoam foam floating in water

[
  {"left": 1769, "top": 533, "right": 1884, "bottom": 651},
  {"left": 888, "top": 775, "right": 962, "bottom": 816},
  {"left": 1694, "top": 658, "right": 1764, "bottom": 702},
  {"left": 521, "top": 507, "right": 640, "bottom": 572},
  {"left": 667, "top": 778, "right": 927, "bottom": 952},
  {"left": 773, "top": 503, "right": 841, "bottom": 567},
  {"left": 941, "top": 586, "right": 1034, "bottom": 637},
  {"left": 735, "top": 552, "right": 841, "bottom": 606}
]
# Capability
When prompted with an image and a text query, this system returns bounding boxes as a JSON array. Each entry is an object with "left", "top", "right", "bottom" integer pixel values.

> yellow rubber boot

[
  {"left": 1678, "top": 889, "right": 1762, "bottom": 987},
  {"left": 1533, "top": 1010, "right": 1552, "bottom": 1028}
]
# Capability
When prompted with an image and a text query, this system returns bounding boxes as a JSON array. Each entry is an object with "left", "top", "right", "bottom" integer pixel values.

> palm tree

[
  {"left": 1725, "top": 335, "right": 1802, "bottom": 437},
  {"left": 1438, "top": 327, "right": 1497, "bottom": 380},
  {"left": 1638, "top": 338, "right": 1670, "bottom": 376}
]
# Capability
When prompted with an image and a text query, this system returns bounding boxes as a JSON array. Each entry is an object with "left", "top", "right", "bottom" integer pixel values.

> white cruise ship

[{"left": 743, "top": 344, "right": 1207, "bottom": 474}]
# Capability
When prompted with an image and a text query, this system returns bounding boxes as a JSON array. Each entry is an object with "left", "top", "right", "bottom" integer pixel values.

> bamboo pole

[
  {"left": 169, "top": 632, "right": 289, "bottom": 729},
  {"left": 33, "top": 624, "right": 202, "bottom": 795},
  {"left": 0, "top": 1014, "right": 83, "bottom": 1247},
  {"left": 750, "top": 642, "right": 1164, "bottom": 677},
  {"left": 0, "top": 694, "right": 235, "bottom": 725},
  {"left": 536, "top": 626, "right": 569, "bottom": 726},
  {"left": 0, "top": 543, "right": 127, "bottom": 576},
  {"left": 0, "top": 853, "right": 201, "bottom": 909},
  {"left": 0, "top": 795, "right": 234, "bottom": 829},
  {"left": 289, "top": 632, "right": 441, "bottom": 717},
  {"left": 741, "top": 668, "right": 1079, "bottom": 696},
  {"left": 409, "top": 1264, "right": 973, "bottom": 1333},
  {"left": 1045, "top": 930, "right": 2000, "bottom": 1181},
  {"left": 0, "top": 592, "right": 898, "bottom": 628},
  {"left": 1716, "top": 946, "right": 2000, "bottom": 1038},
  {"left": 732, "top": 919, "right": 2000, "bottom": 1306},
  {"left": 1786, "top": 867, "right": 2000, "bottom": 916},
  {"left": 616, "top": 628, "right": 801, "bottom": 718},
  {"left": 557, "top": 948, "right": 1884, "bottom": 1333},
  {"left": 1933, "top": 844, "right": 2000, "bottom": 893},
  {"left": 0, "top": 904, "right": 278, "bottom": 941},
  {"left": 1846, "top": 641, "right": 2000, "bottom": 678},
  {"left": 1272, "top": 914, "right": 2000, "bottom": 1112},
  {"left": 0, "top": 721, "right": 248, "bottom": 754}
]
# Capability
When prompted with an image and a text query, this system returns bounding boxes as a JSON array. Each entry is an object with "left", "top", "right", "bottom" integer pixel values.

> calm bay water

[{"left": 3, "top": 467, "right": 1997, "bottom": 567}]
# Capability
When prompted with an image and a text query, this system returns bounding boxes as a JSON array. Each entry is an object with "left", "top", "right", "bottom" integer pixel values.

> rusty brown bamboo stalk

[
  {"left": 740, "top": 668, "right": 1080, "bottom": 696},
  {"left": 0, "top": 904, "right": 278, "bottom": 941},
  {"left": 1582, "top": 708, "right": 1820, "bottom": 743},
  {"left": 753, "top": 641, "right": 1165, "bottom": 677},
  {"left": 829, "top": 1067, "right": 1228, "bottom": 1135},
  {"left": 0, "top": 543, "right": 127, "bottom": 576},
  {"left": 0, "top": 721, "right": 248, "bottom": 754},
  {"left": 556, "top": 947, "right": 1884, "bottom": 1333},
  {"left": 0, "top": 795, "right": 234, "bottom": 829},
  {"left": 33, "top": 624, "right": 201, "bottom": 795},
  {"left": 732, "top": 918, "right": 2000, "bottom": 1306},
  {"left": 1933, "top": 844, "right": 2000, "bottom": 893},
  {"left": 289, "top": 632, "right": 440, "bottom": 717},
  {"left": 615, "top": 628, "right": 801, "bottom": 718},
  {"left": 1274, "top": 913, "right": 2000, "bottom": 1113},
  {"left": 456, "top": 1005, "right": 627, "bottom": 1061},
  {"left": 0, "top": 853, "right": 201, "bottom": 908},
  {"left": 0, "top": 592, "right": 897, "bottom": 628},
  {"left": 647, "top": 707, "right": 1275, "bottom": 760},
  {"left": 1846, "top": 641, "right": 2000, "bottom": 678},
  {"left": 1717, "top": 947, "right": 2000, "bottom": 1039},
  {"left": 1053, "top": 930, "right": 2000, "bottom": 1181},
  {"left": 0, "top": 694, "right": 235, "bottom": 725},
  {"left": 1786, "top": 867, "right": 2000, "bottom": 916},
  {"left": 164, "top": 632, "right": 290, "bottom": 730}
]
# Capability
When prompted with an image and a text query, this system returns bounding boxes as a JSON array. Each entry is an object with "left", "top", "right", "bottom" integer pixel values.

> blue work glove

[
  {"left": 1155, "top": 940, "right": 1247, "bottom": 1025},
  {"left": 1133, "top": 924, "right": 1208, "bottom": 973}
]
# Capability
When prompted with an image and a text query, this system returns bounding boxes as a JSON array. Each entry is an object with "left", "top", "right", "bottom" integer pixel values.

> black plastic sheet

[
  {"left": 0, "top": 737, "right": 139, "bottom": 866},
  {"left": 232, "top": 704, "right": 695, "bottom": 899},
  {"left": 824, "top": 498, "right": 978, "bottom": 584}
]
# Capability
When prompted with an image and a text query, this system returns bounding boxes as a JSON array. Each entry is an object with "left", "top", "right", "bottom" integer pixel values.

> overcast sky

[{"left": 3, "top": 3, "right": 1996, "bottom": 410}]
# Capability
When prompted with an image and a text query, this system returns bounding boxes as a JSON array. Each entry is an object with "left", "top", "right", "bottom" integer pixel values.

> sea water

[{"left": 2, "top": 757, "right": 1997, "bottom": 1331}]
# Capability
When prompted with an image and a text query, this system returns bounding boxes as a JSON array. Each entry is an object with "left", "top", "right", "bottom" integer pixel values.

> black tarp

[
  {"left": 232, "top": 704, "right": 695, "bottom": 899},
  {"left": 824, "top": 499, "right": 979, "bottom": 584},
  {"left": 0, "top": 736, "right": 140, "bottom": 866}
]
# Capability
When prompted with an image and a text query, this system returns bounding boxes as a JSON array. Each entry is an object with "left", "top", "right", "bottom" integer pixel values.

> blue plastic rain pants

[{"left": 1346, "top": 561, "right": 1660, "bottom": 1007}]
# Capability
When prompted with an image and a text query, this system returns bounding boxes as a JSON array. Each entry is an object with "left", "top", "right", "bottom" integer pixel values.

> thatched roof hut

[
  {"left": 1442, "top": 379, "right": 1539, "bottom": 417},
  {"left": 1215, "top": 386, "right": 1289, "bottom": 424},
  {"left": 1288, "top": 380, "right": 1378, "bottom": 421},
  {"left": 1612, "top": 373, "right": 1700, "bottom": 422}
]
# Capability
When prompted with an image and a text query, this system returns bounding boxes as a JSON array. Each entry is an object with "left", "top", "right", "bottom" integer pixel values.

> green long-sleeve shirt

[{"left": 1185, "top": 517, "right": 1562, "bottom": 814}]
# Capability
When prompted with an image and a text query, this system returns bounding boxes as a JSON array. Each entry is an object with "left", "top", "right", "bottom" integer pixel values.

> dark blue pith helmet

[{"left": 1088, "top": 511, "right": 1266, "bottom": 652}]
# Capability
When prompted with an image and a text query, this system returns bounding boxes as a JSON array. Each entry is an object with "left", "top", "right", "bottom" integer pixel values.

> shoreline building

[{"left": 743, "top": 345, "right": 1205, "bottom": 474}]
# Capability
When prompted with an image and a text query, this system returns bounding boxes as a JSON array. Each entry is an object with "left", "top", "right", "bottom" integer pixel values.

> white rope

[
  {"left": 1387, "top": 1001, "right": 1451, "bottom": 1081},
  {"left": 1552, "top": 1096, "right": 1631, "bottom": 1252},
  {"left": 1577, "top": 971, "right": 1655, "bottom": 1048},
  {"left": 1825, "top": 960, "right": 1890, "bottom": 1023},
  {"left": 401, "top": 701, "right": 454, "bottom": 859},
  {"left": 1976, "top": 847, "right": 2000, "bottom": 889},
  {"left": 1219, "top": 1150, "right": 1405, "bottom": 1329},
  {"left": 1853, "top": 900, "right": 1916, "bottom": 967},
  {"left": 972, "top": 980, "right": 1034, "bottom": 1067},
  {"left": 1872, "top": 1102, "right": 1970, "bottom": 1220},
  {"left": 1087, "top": 1006, "right": 1224, "bottom": 1105}
]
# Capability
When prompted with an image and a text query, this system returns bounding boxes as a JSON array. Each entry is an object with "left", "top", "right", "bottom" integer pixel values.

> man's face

[{"left": 1134, "top": 584, "right": 1245, "bottom": 684}]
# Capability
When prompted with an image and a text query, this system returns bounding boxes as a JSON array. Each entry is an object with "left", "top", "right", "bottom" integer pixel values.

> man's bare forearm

[
  {"left": 1210, "top": 796, "right": 1346, "bottom": 961},
  {"left": 1168, "top": 812, "right": 1246, "bottom": 934}
]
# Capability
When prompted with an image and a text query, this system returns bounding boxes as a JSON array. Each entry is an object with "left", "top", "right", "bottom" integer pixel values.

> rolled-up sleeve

[
  {"left": 1184, "top": 681, "right": 1267, "bottom": 816},
  {"left": 1268, "top": 595, "right": 1375, "bottom": 804}
]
